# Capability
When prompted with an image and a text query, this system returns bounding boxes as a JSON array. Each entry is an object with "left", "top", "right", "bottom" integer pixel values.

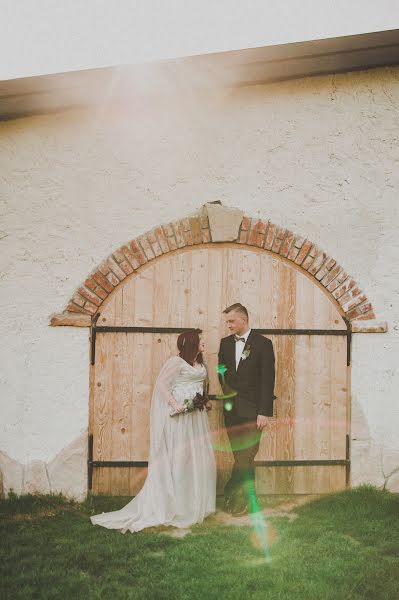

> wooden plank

[
  {"left": 172, "top": 252, "right": 189, "bottom": 328},
  {"left": 154, "top": 256, "right": 173, "bottom": 327},
  {"left": 189, "top": 248, "right": 208, "bottom": 332},
  {"left": 209, "top": 248, "right": 233, "bottom": 494},
  {"left": 259, "top": 254, "right": 278, "bottom": 328},
  {"left": 131, "top": 341, "right": 153, "bottom": 461},
  {"left": 329, "top": 335, "right": 349, "bottom": 491},
  {"left": 109, "top": 287, "right": 131, "bottom": 494},
  {"left": 257, "top": 255, "right": 279, "bottom": 493},
  {"left": 92, "top": 330, "right": 115, "bottom": 494},
  {"left": 237, "top": 249, "right": 262, "bottom": 326},
  {"left": 121, "top": 271, "right": 144, "bottom": 495},
  {"left": 277, "top": 262, "right": 296, "bottom": 491}
]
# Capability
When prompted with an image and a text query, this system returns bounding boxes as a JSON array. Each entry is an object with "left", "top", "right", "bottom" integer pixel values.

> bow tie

[{"left": 234, "top": 336, "right": 246, "bottom": 343}]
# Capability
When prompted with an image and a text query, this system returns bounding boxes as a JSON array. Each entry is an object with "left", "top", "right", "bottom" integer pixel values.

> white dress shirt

[{"left": 235, "top": 329, "right": 251, "bottom": 369}]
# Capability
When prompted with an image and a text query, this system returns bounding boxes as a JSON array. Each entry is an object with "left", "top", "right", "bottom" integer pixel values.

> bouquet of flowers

[{"left": 170, "top": 392, "right": 208, "bottom": 417}]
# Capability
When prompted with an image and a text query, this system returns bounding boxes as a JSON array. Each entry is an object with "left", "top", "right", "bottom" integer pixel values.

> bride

[{"left": 90, "top": 330, "right": 216, "bottom": 533}]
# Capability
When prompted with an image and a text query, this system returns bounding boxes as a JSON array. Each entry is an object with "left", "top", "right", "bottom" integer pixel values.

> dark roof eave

[{"left": 1, "top": 28, "right": 399, "bottom": 120}]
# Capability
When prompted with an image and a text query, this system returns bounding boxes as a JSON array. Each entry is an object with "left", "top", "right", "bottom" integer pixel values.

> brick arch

[{"left": 60, "top": 210, "right": 375, "bottom": 323}]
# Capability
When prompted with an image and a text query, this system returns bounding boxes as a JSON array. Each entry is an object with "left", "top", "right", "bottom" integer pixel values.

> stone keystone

[{"left": 203, "top": 202, "right": 244, "bottom": 242}]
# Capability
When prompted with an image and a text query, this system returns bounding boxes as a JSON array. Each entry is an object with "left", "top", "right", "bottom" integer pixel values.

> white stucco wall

[
  {"left": 2, "top": 0, "right": 399, "bottom": 79},
  {"left": 1, "top": 65, "right": 398, "bottom": 497}
]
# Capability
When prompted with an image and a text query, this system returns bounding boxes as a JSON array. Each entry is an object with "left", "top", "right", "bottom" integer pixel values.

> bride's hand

[{"left": 173, "top": 401, "right": 185, "bottom": 413}]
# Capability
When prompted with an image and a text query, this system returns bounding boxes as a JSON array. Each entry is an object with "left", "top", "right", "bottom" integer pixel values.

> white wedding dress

[{"left": 90, "top": 356, "right": 216, "bottom": 533}]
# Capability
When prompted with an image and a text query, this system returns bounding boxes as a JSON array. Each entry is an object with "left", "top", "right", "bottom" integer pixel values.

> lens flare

[
  {"left": 217, "top": 363, "right": 227, "bottom": 392},
  {"left": 215, "top": 365, "right": 272, "bottom": 561},
  {"left": 212, "top": 423, "right": 261, "bottom": 452},
  {"left": 217, "top": 364, "right": 227, "bottom": 376},
  {"left": 215, "top": 364, "right": 238, "bottom": 401},
  {"left": 215, "top": 391, "right": 237, "bottom": 400},
  {"left": 247, "top": 482, "right": 272, "bottom": 562}
]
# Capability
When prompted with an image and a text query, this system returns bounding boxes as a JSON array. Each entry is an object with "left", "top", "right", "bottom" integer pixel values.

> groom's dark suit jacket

[{"left": 218, "top": 331, "right": 276, "bottom": 419}]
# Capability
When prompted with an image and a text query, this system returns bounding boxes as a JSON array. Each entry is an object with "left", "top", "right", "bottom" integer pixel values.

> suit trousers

[{"left": 223, "top": 408, "right": 261, "bottom": 499}]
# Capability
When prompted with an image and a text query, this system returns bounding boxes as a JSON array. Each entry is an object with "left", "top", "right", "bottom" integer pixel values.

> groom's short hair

[{"left": 223, "top": 303, "right": 248, "bottom": 319}]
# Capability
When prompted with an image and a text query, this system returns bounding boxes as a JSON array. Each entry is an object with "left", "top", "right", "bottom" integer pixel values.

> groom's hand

[{"left": 256, "top": 415, "right": 269, "bottom": 430}]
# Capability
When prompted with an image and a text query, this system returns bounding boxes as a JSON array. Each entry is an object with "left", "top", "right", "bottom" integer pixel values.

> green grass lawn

[{"left": 1, "top": 486, "right": 398, "bottom": 600}]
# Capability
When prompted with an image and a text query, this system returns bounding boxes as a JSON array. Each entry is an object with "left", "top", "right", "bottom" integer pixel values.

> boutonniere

[{"left": 241, "top": 344, "right": 251, "bottom": 361}]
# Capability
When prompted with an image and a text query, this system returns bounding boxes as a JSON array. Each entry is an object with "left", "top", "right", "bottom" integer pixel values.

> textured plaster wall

[{"left": 1, "top": 66, "right": 398, "bottom": 497}]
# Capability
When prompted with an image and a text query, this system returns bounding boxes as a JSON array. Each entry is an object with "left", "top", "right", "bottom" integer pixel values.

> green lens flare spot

[
  {"left": 215, "top": 391, "right": 237, "bottom": 400},
  {"left": 217, "top": 364, "right": 227, "bottom": 375},
  {"left": 224, "top": 401, "right": 233, "bottom": 411}
]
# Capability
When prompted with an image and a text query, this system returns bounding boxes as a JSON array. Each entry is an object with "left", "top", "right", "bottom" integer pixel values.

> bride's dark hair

[{"left": 177, "top": 330, "right": 204, "bottom": 366}]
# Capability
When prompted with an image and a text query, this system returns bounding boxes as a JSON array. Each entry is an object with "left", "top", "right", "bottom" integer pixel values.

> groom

[{"left": 218, "top": 303, "right": 276, "bottom": 516}]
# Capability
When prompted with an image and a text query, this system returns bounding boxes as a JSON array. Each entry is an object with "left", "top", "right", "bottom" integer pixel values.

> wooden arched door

[{"left": 89, "top": 244, "right": 350, "bottom": 495}]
